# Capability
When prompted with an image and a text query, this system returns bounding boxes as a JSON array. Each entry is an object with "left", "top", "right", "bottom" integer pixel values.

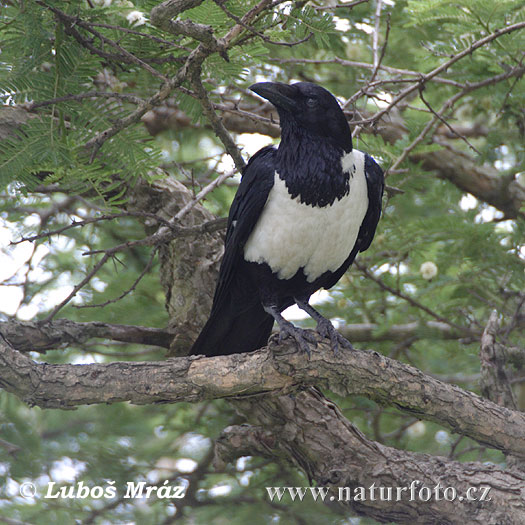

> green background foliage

[{"left": 0, "top": 0, "right": 524, "bottom": 523}]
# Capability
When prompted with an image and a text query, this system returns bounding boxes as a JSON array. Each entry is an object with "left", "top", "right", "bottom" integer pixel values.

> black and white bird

[{"left": 190, "top": 81, "right": 384, "bottom": 357}]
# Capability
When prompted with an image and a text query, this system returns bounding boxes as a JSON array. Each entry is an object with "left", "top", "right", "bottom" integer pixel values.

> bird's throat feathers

[{"left": 276, "top": 124, "right": 351, "bottom": 207}]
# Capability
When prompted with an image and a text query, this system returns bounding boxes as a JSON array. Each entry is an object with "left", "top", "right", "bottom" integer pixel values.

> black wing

[
  {"left": 357, "top": 153, "right": 384, "bottom": 252},
  {"left": 211, "top": 145, "right": 276, "bottom": 309}
]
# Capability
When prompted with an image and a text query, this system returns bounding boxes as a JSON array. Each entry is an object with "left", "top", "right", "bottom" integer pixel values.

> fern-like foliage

[
  {"left": 0, "top": 2, "right": 162, "bottom": 199},
  {"left": 0, "top": 0, "right": 349, "bottom": 199}
]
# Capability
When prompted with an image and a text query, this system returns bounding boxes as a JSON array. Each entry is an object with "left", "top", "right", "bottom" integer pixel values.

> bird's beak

[{"left": 249, "top": 82, "right": 298, "bottom": 112}]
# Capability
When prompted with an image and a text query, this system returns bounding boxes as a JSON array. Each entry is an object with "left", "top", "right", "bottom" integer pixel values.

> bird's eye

[{"left": 305, "top": 98, "right": 318, "bottom": 108}]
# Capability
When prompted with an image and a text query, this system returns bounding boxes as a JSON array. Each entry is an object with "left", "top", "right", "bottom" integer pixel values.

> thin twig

[
  {"left": 345, "top": 13, "right": 390, "bottom": 108},
  {"left": 267, "top": 57, "right": 464, "bottom": 87},
  {"left": 387, "top": 65, "right": 525, "bottom": 174},
  {"left": 29, "top": 92, "right": 145, "bottom": 110},
  {"left": 364, "top": 21, "right": 525, "bottom": 125},
  {"left": 11, "top": 212, "right": 170, "bottom": 245},
  {"left": 372, "top": 12, "right": 389, "bottom": 84},
  {"left": 173, "top": 171, "right": 235, "bottom": 222},
  {"left": 220, "top": 0, "right": 275, "bottom": 44},
  {"left": 189, "top": 74, "right": 246, "bottom": 172},
  {"left": 418, "top": 86, "right": 481, "bottom": 154},
  {"left": 85, "top": 21, "right": 191, "bottom": 49},
  {"left": 81, "top": 217, "right": 227, "bottom": 256},
  {"left": 355, "top": 261, "right": 477, "bottom": 337},
  {"left": 498, "top": 53, "right": 525, "bottom": 113},
  {"left": 314, "top": 0, "right": 369, "bottom": 10},
  {"left": 41, "top": 252, "right": 111, "bottom": 323},
  {"left": 213, "top": 0, "right": 312, "bottom": 47},
  {"left": 76, "top": 246, "right": 159, "bottom": 309},
  {"left": 38, "top": 2, "right": 167, "bottom": 80},
  {"left": 387, "top": 111, "right": 441, "bottom": 174}
]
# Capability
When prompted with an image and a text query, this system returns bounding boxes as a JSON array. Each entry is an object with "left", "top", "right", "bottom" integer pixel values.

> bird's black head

[{"left": 250, "top": 81, "right": 352, "bottom": 152}]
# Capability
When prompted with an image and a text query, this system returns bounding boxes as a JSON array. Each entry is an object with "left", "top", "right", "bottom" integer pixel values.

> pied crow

[{"left": 190, "top": 81, "right": 384, "bottom": 356}]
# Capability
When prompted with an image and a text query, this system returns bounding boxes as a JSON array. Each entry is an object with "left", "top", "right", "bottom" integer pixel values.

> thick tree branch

[
  {"left": 480, "top": 311, "right": 525, "bottom": 472},
  {"left": 480, "top": 311, "right": 517, "bottom": 409},
  {"left": 150, "top": 0, "right": 218, "bottom": 47},
  {"left": 416, "top": 146, "right": 525, "bottom": 219},
  {"left": 0, "top": 319, "right": 461, "bottom": 355},
  {"left": 219, "top": 390, "right": 525, "bottom": 524},
  {"left": 1, "top": 336, "right": 525, "bottom": 460},
  {"left": 126, "top": 177, "right": 224, "bottom": 354},
  {"left": 0, "top": 320, "right": 173, "bottom": 353},
  {"left": 2, "top": 5, "right": 524, "bottom": 523}
]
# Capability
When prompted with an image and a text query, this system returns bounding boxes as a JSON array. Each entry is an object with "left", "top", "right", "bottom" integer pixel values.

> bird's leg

[
  {"left": 263, "top": 304, "right": 317, "bottom": 356},
  {"left": 294, "top": 299, "right": 353, "bottom": 354}
]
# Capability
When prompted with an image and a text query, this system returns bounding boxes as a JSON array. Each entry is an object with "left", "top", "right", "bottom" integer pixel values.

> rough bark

[
  {"left": 1, "top": 4, "right": 524, "bottom": 522},
  {"left": 2, "top": 332, "right": 525, "bottom": 522},
  {"left": 480, "top": 311, "right": 525, "bottom": 473},
  {"left": 0, "top": 319, "right": 173, "bottom": 352},
  {"left": 126, "top": 176, "right": 222, "bottom": 354},
  {"left": 0, "top": 318, "right": 462, "bottom": 355},
  {"left": 2, "top": 106, "right": 523, "bottom": 523},
  {"left": 2, "top": 336, "right": 525, "bottom": 463},
  {"left": 480, "top": 311, "right": 517, "bottom": 410},
  {"left": 220, "top": 389, "right": 525, "bottom": 524}
]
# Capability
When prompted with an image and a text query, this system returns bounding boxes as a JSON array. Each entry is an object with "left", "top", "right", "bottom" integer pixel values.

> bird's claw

[
  {"left": 315, "top": 318, "right": 353, "bottom": 355},
  {"left": 277, "top": 323, "right": 316, "bottom": 356}
]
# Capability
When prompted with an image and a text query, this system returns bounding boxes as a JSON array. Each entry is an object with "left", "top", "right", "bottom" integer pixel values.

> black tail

[{"left": 190, "top": 300, "right": 274, "bottom": 357}]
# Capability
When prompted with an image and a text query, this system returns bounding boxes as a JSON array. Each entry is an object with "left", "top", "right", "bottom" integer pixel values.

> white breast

[{"left": 243, "top": 150, "right": 369, "bottom": 283}]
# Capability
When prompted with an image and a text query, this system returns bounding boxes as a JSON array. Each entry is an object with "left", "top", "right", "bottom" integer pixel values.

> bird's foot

[
  {"left": 315, "top": 318, "right": 353, "bottom": 355},
  {"left": 275, "top": 321, "right": 317, "bottom": 356}
]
